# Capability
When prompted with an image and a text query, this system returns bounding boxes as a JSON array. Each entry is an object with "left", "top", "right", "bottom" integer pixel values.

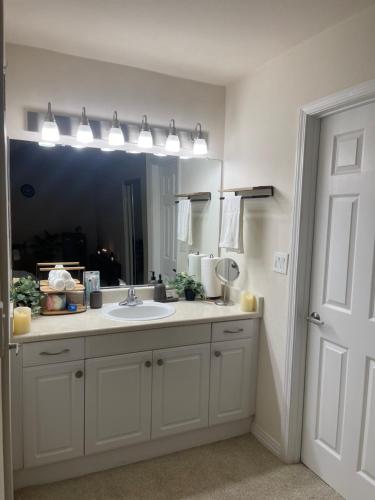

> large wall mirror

[{"left": 10, "top": 139, "right": 222, "bottom": 286}]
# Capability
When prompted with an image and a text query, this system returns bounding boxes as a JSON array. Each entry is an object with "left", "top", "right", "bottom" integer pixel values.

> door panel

[
  {"left": 302, "top": 101, "right": 375, "bottom": 500},
  {"left": 152, "top": 344, "right": 209, "bottom": 438},
  {"left": 23, "top": 360, "right": 84, "bottom": 467},
  {"left": 209, "top": 339, "right": 255, "bottom": 425},
  {"left": 85, "top": 351, "right": 152, "bottom": 454}
]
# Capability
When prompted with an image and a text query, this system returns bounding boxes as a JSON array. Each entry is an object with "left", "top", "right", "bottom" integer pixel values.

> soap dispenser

[
  {"left": 153, "top": 274, "right": 167, "bottom": 302},
  {"left": 149, "top": 271, "right": 157, "bottom": 285}
]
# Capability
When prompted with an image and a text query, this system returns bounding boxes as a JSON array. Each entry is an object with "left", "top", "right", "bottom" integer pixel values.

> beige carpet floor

[{"left": 15, "top": 434, "right": 342, "bottom": 500}]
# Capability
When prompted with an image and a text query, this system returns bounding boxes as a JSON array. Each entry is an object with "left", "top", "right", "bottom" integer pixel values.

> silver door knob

[
  {"left": 75, "top": 370, "right": 84, "bottom": 378},
  {"left": 214, "top": 351, "right": 221, "bottom": 357},
  {"left": 157, "top": 359, "right": 164, "bottom": 366},
  {"left": 145, "top": 360, "right": 152, "bottom": 368},
  {"left": 307, "top": 312, "right": 324, "bottom": 326}
]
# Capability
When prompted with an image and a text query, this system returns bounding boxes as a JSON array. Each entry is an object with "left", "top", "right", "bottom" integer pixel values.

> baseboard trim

[
  {"left": 14, "top": 419, "right": 252, "bottom": 489},
  {"left": 251, "top": 422, "right": 281, "bottom": 458}
]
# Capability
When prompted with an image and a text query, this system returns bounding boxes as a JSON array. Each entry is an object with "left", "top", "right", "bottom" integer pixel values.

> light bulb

[
  {"left": 77, "top": 107, "right": 94, "bottom": 144},
  {"left": 138, "top": 115, "right": 153, "bottom": 148},
  {"left": 41, "top": 102, "right": 60, "bottom": 142},
  {"left": 165, "top": 119, "right": 180, "bottom": 153},
  {"left": 193, "top": 122, "right": 208, "bottom": 155},
  {"left": 108, "top": 111, "right": 125, "bottom": 146}
]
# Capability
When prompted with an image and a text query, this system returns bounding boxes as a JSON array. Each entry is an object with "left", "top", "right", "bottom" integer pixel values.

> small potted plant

[
  {"left": 11, "top": 276, "right": 43, "bottom": 316},
  {"left": 168, "top": 272, "right": 205, "bottom": 301}
]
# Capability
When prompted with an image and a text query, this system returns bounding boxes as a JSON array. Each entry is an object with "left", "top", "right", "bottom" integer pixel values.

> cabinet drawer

[
  {"left": 23, "top": 338, "right": 84, "bottom": 367},
  {"left": 212, "top": 319, "right": 259, "bottom": 342},
  {"left": 85, "top": 323, "right": 211, "bottom": 358}
]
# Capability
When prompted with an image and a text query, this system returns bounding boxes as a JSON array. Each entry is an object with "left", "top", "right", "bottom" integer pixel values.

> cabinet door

[
  {"left": 152, "top": 344, "right": 210, "bottom": 439},
  {"left": 210, "top": 338, "right": 256, "bottom": 425},
  {"left": 85, "top": 351, "right": 152, "bottom": 454},
  {"left": 23, "top": 360, "right": 84, "bottom": 468}
]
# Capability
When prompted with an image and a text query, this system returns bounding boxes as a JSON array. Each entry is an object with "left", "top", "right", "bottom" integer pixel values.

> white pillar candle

[
  {"left": 240, "top": 291, "right": 256, "bottom": 312},
  {"left": 13, "top": 306, "right": 32, "bottom": 335}
]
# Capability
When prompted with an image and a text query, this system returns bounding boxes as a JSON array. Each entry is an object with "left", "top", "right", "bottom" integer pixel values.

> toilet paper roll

[
  {"left": 201, "top": 256, "right": 222, "bottom": 298},
  {"left": 188, "top": 253, "right": 207, "bottom": 281}
]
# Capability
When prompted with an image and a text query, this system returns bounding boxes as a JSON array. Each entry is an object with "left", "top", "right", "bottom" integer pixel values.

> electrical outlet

[{"left": 273, "top": 252, "right": 289, "bottom": 275}]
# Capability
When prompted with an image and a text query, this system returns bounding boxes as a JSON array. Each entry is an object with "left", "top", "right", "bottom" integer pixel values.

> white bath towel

[
  {"left": 177, "top": 199, "right": 193, "bottom": 245},
  {"left": 219, "top": 195, "right": 243, "bottom": 251}
]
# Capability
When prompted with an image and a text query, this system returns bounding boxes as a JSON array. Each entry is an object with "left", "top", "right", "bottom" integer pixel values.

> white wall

[
  {"left": 223, "top": 4, "right": 375, "bottom": 445},
  {"left": 5, "top": 44, "right": 225, "bottom": 159}
]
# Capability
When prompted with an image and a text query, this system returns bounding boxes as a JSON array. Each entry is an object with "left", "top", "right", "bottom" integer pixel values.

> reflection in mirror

[
  {"left": 215, "top": 257, "right": 240, "bottom": 306},
  {"left": 10, "top": 140, "right": 222, "bottom": 286}
]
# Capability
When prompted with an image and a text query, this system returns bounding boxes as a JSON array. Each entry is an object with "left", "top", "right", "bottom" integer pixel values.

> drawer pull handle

[
  {"left": 75, "top": 370, "right": 83, "bottom": 379},
  {"left": 223, "top": 328, "right": 244, "bottom": 334},
  {"left": 145, "top": 360, "right": 152, "bottom": 368},
  {"left": 40, "top": 348, "right": 70, "bottom": 356},
  {"left": 157, "top": 359, "right": 164, "bottom": 366},
  {"left": 214, "top": 351, "right": 221, "bottom": 357}
]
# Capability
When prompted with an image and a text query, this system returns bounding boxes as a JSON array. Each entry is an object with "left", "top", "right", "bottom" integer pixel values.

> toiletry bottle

[
  {"left": 149, "top": 271, "right": 157, "bottom": 285},
  {"left": 153, "top": 274, "right": 167, "bottom": 302}
]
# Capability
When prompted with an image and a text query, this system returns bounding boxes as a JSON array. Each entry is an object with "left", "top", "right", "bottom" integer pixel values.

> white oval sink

[{"left": 103, "top": 300, "right": 175, "bottom": 322}]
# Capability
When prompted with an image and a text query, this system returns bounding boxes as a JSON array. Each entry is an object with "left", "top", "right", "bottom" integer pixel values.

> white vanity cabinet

[
  {"left": 14, "top": 317, "right": 259, "bottom": 478},
  {"left": 152, "top": 344, "right": 210, "bottom": 438},
  {"left": 85, "top": 351, "right": 153, "bottom": 454},
  {"left": 23, "top": 360, "right": 84, "bottom": 468}
]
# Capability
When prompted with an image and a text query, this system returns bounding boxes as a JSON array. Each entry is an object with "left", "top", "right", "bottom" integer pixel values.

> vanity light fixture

[
  {"left": 108, "top": 111, "right": 125, "bottom": 146},
  {"left": 41, "top": 102, "right": 60, "bottom": 143},
  {"left": 138, "top": 114, "right": 153, "bottom": 148},
  {"left": 193, "top": 123, "right": 208, "bottom": 155},
  {"left": 76, "top": 107, "right": 94, "bottom": 144},
  {"left": 38, "top": 141, "right": 56, "bottom": 148},
  {"left": 165, "top": 119, "right": 180, "bottom": 153}
]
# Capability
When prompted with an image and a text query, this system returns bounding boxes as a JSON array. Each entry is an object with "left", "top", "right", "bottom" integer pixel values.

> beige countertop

[{"left": 12, "top": 299, "right": 263, "bottom": 343}]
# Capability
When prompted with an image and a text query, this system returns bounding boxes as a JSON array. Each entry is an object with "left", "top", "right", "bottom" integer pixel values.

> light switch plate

[{"left": 273, "top": 252, "right": 289, "bottom": 275}]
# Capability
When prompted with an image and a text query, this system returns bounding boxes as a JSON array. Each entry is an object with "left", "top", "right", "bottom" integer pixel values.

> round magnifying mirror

[{"left": 215, "top": 258, "right": 240, "bottom": 306}]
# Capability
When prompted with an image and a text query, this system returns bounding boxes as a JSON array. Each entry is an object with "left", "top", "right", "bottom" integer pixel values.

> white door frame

[{"left": 281, "top": 78, "right": 375, "bottom": 463}]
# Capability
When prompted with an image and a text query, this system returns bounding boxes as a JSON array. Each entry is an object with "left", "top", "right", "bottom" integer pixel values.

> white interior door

[
  {"left": 159, "top": 159, "right": 177, "bottom": 281},
  {"left": 302, "top": 102, "right": 375, "bottom": 500}
]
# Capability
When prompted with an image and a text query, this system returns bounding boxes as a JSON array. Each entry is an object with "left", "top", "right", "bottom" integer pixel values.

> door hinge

[{"left": 9, "top": 343, "right": 20, "bottom": 355}]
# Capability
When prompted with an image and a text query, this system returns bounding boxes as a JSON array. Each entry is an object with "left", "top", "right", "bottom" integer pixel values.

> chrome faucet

[{"left": 119, "top": 286, "right": 143, "bottom": 306}]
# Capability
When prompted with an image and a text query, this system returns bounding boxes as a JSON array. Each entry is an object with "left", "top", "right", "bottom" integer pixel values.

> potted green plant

[
  {"left": 10, "top": 276, "right": 43, "bottom": 316},
  {"left": 168, "top": 272, "right": 205, "bottom": 301}
]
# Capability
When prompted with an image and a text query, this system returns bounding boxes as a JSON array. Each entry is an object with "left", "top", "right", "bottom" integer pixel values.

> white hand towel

[
  {"left": 219, "top": 195, "right": 242, "bottom": 251},
  {"left": 48, "top": 277, "right": 65, "bottom": 291},
  {"left": 64, "top": 278, "right": 76, "bottom": 291},
  {"left": 177, "top": 199, "right": 193, "bottom": 245}
]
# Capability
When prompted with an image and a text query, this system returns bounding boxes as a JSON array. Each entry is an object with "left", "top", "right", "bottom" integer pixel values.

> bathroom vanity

[{"left": 11, "top": 299, "right": 262, "bottom": 488}]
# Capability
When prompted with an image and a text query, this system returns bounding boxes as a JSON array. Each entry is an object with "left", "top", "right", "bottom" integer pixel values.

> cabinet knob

[
  {"left": 145, "top": 360, "right": 152, "bottom": 367},
  {"left": 214, "top": 351, "right": 221, "bottom": 357},
  {"left": 157, "top": 359, "right": 164, "bottom": 366},
  {"left": 75, "top": 370, "right": 84, "bottom": 378}
]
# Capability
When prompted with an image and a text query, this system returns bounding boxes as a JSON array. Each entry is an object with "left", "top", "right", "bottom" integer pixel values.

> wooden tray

[{"left": 40, "top": 304, "right": 87, "bottom": 316}]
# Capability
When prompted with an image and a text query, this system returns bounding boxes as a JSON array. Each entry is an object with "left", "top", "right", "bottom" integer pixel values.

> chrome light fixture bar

[
  {"left": 165, "top": 119, "right": 180, "bottom": 153},
  {"left": 193, "top": 122, "right": 208, "bottom": 155},
  {"left": 41, "top": 102, "right": 60, "bottom": 143},
  {"left": 77, "top": 107, "right": 94, "bottom": 144},
  {"left": 108, "top": 111, "right": 125, "bottom": 146},
  {"left": 138, "top": 114, "right": 153, "bottom": 148}
]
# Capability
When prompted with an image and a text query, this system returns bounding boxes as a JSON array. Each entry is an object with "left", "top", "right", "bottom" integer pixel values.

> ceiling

[{"left": 5, "top": 0, "right": 375, "bottom": 85}]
